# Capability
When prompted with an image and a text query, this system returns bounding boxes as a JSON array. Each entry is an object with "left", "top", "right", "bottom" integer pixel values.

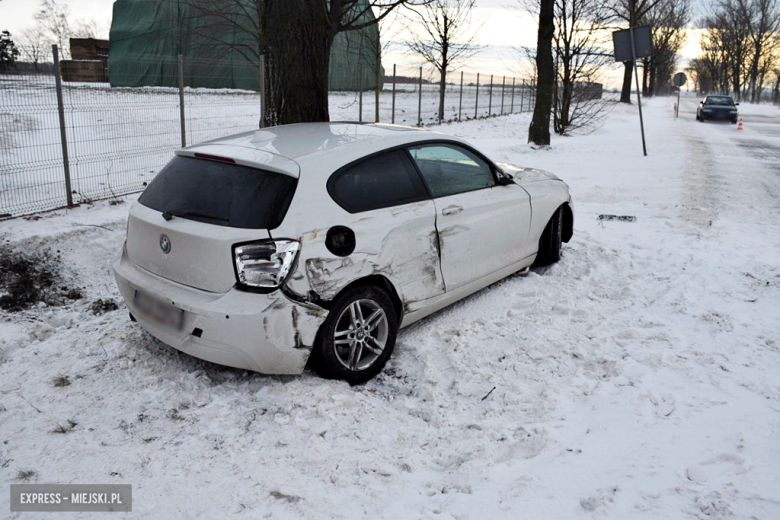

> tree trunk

[
  {"left": 261, "top": 1, "right": 332, "bottom": 126},
  {"left": 438, "top": 65, "right": 447, "bottom": 122},
  {"left": 642, "top": 59, "right": 648, "bottom": 97},
  {"left": 557, "top": 57, "right": 571, "bottom": 135},
  {"left": 773, "top": 75, "right": 780, "bottom": 105},
  {"left": 620, "top": 61, "right": 633, "bottom": 103},
  {"left": 649, "top": 59, "right": 656, "bottom": 97},
  {"left": 528, "top": 0, "right": 554, "bottom": 146}
]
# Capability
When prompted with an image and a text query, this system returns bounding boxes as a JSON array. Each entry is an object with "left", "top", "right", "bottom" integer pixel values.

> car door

[
  {"left": 322, "top": 148, "right": 446, "bottom": 305},
  {"left": 407, "top": 143, "right": 532, "bottom": 292}
]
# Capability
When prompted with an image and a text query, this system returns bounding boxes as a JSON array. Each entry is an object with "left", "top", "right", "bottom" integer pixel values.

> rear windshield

[
  {"left": 706, "top": 96, "right": 735, "bottom": 106},
  {"left": 138, "top": 156, "right": 297, "bottom": 229}
]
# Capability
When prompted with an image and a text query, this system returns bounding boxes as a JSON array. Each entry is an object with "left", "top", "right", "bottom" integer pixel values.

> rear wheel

[
  {"left": 534, "top": 206, "right": 563, "bottom": 267},
  {"left": 312, "top": 285, "right": 398, "bottom": 385}
]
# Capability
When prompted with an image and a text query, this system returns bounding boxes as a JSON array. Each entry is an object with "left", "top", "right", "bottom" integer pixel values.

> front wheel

[
  {"left": 311, "top": 285, "right": 398, "bottom": 385},
  {"left": 534, "top": 206, "right": 563, "bottom": 267}
]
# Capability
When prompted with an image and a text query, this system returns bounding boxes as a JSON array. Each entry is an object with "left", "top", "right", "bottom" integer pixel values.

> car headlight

[
  {"left": 730, "top": 109, "right": 738, "bottom": 113},
  {"left": 233, "top": 239, "right": 301, "bottom": 291}
]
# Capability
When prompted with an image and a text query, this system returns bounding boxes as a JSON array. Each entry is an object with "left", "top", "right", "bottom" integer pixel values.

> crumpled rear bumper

[{"left": 113, "top": 244, "right": 328, "bottom": 374}]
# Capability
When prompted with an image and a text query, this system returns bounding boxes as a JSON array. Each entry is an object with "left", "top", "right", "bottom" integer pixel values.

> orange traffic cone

[{"left": 738, "top": 118, "right": 744, "bottom": 130}]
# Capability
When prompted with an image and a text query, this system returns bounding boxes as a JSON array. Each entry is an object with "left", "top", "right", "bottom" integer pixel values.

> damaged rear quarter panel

[{"left": 275, "top": 199, "right": 445, "bottom": 312}]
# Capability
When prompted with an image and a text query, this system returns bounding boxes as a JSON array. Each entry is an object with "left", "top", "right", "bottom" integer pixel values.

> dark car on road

[{"left": 696, "top": 95, "right": 739, "bottom": 123}]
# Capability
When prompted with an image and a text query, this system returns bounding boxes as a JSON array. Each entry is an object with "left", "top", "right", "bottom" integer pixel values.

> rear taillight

[{"left": 233, "top": 239, "right": 300, "bottom": 291}]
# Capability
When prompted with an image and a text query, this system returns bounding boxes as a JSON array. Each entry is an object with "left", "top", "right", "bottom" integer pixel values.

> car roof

[{"left": 179, "top": 122, "right": 467, "bottom": 178}]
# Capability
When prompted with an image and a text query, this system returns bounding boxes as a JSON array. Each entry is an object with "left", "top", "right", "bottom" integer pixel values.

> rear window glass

[
  {"left": 329, "top": 150, "right": 428, "bottom": 213},
  {"left": 138, "top": 156, "right": 297, "bottom": 229}
]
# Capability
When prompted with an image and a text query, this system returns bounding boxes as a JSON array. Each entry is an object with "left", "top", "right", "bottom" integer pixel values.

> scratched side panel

[{"left": 274, "top": 197, "right": 444, "bottom": 310}]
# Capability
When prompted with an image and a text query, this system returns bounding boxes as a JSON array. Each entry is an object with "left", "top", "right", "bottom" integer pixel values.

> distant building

[
  {"left": 573, "top": 82, "right": 603, "bottom": 101},
  {"left": 60, "top": 38, "right": 109, "bottom": 82}
]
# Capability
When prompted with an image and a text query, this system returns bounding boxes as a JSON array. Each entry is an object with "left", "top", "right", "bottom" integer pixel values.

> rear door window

[
  {"left": 329, "top": 150, "right": 428, "bottom": 213},
  {"left": 138, "top": 156, "right": 297, "bottom": 229}
]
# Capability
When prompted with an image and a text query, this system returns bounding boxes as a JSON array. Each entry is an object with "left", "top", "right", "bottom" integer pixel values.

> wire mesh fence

[{"left": 0, "top": 46, "right": 536, "bottom": 218}]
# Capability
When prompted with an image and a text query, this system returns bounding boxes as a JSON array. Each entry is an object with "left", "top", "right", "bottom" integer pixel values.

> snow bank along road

[{"left": 1, "top": 97, "right": 779, "bottom": 519}]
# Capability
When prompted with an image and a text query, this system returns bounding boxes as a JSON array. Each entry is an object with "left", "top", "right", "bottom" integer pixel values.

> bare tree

[
  {"left": 553, "top": 0, "right": 614, "bottom": 133},
  {"left": 406, "top": 0, "right": 482, "bottom": 122},
  {"left": 642, "top": 0, "right": 690, "bottom": 97},
  {"left": 18, "top": 26, "right": 51, "bottom": 71},
  {"left": 34, "top": 0, "right": 73, "bottom": 58},
  {"left": 745, "top": 0, "right": 780, "bottom": 101},
  {"left": 528, "top": 0, "right": 555, "bottom": 145},
  {"left": 695, "top": 0, "right": 779, "bottom": 101}
]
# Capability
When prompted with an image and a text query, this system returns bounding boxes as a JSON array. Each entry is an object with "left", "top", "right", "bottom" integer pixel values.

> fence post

[
  {"left": 178, "top": 54, "right": 186, "bottom": 147},
  {"left": 511, "top": 77, "right": 515, "bottom": 113},
  {"left": 458, "top": 71, "right": 463, "bottom": 122},
  {"left": 359, "top": 64, "right": 363, "bottom": 123},
  {"left": 521, "top": 79, "right": 525, "bottom": 112},
  {"left": 259, "top": 55, "right": 265, "bottom": 128},
  {"left": 52, "top": 44, "right": 74, "bottom": 208},
  {"left": 391, "top": 64, "right": 396, "bottom": 124},
  {"left": 375, "top": 64, "right": 380, "bottom": 123},
  {"left": 474, "top": 73, "right": 480, "bottom": 119},
  {"left": 501, "top": 76, "right": 505, "bottom": 114},
  {"left": 488, "top": 74, "right": 493, "bottom": 116},
  {"left": 417, "top": 67, "right": 422, "bottom": 127}
]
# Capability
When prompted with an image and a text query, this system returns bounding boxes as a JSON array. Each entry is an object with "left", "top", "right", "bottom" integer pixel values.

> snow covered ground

[{"left": 1, "top": 94, "right": 780, "bottom": 519}]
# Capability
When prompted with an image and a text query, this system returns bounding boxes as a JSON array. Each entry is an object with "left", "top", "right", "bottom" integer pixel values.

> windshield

[
  {"left": 705, "top": 96, "right": 735, "bottom": 106},
  {"left": 138, "top": 156, "right": 297, "bottom": 229}
]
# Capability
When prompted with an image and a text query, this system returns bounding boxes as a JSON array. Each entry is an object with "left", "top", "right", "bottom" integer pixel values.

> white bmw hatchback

[{"left": 114, "top": 123, "right": 573, "bottom": 384}]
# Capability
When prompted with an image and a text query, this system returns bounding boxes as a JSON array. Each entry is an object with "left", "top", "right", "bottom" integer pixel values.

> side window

[
  {"left": 407, "top": 144, "right": 496, "bottom": 198},
  {"left": 330, "top": 150, "right": 428, "bottom": 213}
]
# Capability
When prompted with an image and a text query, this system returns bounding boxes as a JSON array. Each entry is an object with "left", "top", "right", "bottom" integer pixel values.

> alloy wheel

[{"left": 333, "top": 299, "right": 389, "bottom": 371}]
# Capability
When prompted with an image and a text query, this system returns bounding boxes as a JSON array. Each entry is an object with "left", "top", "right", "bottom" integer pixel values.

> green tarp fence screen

[{"left": 108, "top": 0, "right": 384, "bottom": 91}]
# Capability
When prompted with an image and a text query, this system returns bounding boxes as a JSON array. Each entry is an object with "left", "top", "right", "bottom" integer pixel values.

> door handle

[{"left": 441, "top": 205, "right": 463, "bottom": 216}]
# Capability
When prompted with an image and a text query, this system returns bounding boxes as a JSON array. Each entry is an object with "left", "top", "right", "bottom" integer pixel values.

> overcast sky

[{"left": 1, "top": 0, "right": 702, "bottom": 87}]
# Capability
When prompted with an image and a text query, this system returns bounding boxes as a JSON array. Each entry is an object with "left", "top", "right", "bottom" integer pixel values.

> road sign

[
  {"left": 612, "top": 26, "right": 653, "bottom": 62},
  {"left": 612, "top": 25, "right": 652, "bottom": 156},
  {"left": 673, "top": 73, "right": 686, "bottom": 119}
]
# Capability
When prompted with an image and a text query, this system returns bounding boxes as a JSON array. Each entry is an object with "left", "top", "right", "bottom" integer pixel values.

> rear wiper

[{"left": 162, "top": 208, "right": 230, "bottom": 223}]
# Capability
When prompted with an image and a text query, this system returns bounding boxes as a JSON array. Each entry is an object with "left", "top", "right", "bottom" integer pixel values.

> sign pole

[
  {"left": 629, "top": 27, "right": 647, "bottom": 156},
  {"left": 676, "top": 87, "right": 680, "bottom": 118}
]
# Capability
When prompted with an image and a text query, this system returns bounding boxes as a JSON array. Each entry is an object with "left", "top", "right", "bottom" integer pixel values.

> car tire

[
  {"left": 311, "top": 285, "right": 398, "bottom": 385},
  {"left": 534, "top": 206, "right": 563, "bottom": 267}
]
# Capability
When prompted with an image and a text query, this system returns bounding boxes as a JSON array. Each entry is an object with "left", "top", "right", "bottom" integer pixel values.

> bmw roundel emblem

[{"left": 160, "top": 234, "right": 171, "bottom": 254}]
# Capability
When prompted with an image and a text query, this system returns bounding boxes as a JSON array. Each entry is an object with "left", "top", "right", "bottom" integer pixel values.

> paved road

[{"left": 678, "top": 96, "right": 780, "bottom": 167}]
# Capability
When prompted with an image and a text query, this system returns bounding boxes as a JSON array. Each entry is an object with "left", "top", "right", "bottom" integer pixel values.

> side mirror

[
  {"left": 496, "top": 174, "right": 514, "bottom": 186},
  {"left": 735, "top": 103, "right": 740, "bottom": 106}
]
